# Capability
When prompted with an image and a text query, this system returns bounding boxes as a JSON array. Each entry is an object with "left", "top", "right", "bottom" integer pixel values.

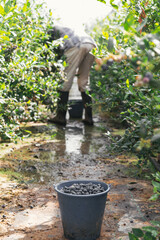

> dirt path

[{"left": 0, "top": 117, "right": 159, "bottom": 240}]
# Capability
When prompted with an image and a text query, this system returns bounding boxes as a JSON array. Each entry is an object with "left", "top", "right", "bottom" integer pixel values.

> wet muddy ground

[{"left": 0, "top": 116, "right": 160, "bottom": 240}]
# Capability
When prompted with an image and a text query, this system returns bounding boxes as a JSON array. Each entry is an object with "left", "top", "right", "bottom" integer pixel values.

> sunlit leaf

[
  {"left": 154, "top": 96, "right": 160, "bottom": 103},
  {"left": 23, "top": 0, "right": 30, "bottom": 12},
  {"left": 63, "top": 61, "right": 67, "bottom": 67},
  {"left": 0, "top": 5, "right": 4, "bottom": 16},
  {"left": 97, "top": 0, "right": 106, "bottom": 3},
  {"left": 124, "top": 13, "right": 135, "bottom": 31},
  {"left": 0, "top": 35, "right": 10, "bottom": 41},
  {"left": 0, "top": 83, "right": 5, "bottom": 90},
  {"left": 152, "top": 181, "right": 160, "bottom": 192},
  {"left": 126, "top": 79, "right": 129, "bottom": 88},
  {"left": 4, "top": 0, "right": 14, "bottom": 14},
  {"left": 64, "top": 35, "right": 68, "bottom": 39},
  {"left": 33, "top": 56, "right": 38, "bottom": 62},
  {"left": 110, "top": 0, "right": 118, "bottom": 9},
  {"left": 149, "top": 193, "right": 160, "bottom": 201},
  {"left": 24, "top": 130, "right": 32, "bottom": 134},
  {"left": 102, "top": 31, "right": 109, "bottom": 39}
]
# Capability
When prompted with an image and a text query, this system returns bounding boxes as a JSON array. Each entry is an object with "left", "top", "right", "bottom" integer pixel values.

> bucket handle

[{"left": 108, "top": 184, "right": 111, "bottom": 191}]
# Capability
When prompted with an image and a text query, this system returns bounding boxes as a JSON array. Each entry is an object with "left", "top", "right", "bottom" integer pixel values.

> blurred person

[{"left": 47, "top": 25, "right": 97, "bottom": 126}]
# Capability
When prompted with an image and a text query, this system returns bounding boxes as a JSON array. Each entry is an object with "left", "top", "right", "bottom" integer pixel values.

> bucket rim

[{"left": 54, "top": 179, "right": 111, "bottom": 197}]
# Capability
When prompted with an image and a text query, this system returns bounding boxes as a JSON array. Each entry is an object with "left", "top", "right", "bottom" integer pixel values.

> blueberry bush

[
  {"left": 93, "top": 1, "right": 160, "bottom": 235},
  {"left": 90, "top": 0, "right": 160, "bottom": 161},
  {"left": 0, "top": 0, "right": 64, "bottom": 141}
]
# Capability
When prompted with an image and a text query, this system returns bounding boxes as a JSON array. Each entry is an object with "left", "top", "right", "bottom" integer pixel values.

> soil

[{"left": 0, "top": 116, "right": 160, "bottom": 240}]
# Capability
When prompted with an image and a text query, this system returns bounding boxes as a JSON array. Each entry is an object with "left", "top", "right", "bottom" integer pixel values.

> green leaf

[
  {"left": 132, "top": 228, "right": 144, "bottom": 237},
  {"left": 152, "top": 181, "right": 160, "bottom": 192},
  {"left": 23, "top": 0, "right": 30, "bottom": 12},
  {"left": 0, "top": 30, "right": 8, "bottom": 34},
  {"left": 4, "top": 0, "right": 12, "bottom": 14},
  {"left": 154, "top": 172, "right": 160, "bottom": 181},
  {"left": 154, "top": 96, "right": 160, "bottom": 103},
  {"left": 124, "top": 13, "right": 135, "bottom": 31},
  {"left": 155, "top": 105, "right": 160, "bottom": 110},
  {"left": 63, "top": 61, "right": 67, "bottom": 67},
  {"left": 97, "top": 0, "right": 106, "bottom": 3},
  {"left": 149, "top": 193, "right": 160, "bottom": 201},
  {"left": 0, "top": 5, "right": 4, "bottom": 16},
  {"left": 128, "top": 233, "right": 139, "bottom": 240},
  {"left": 0, "top": 35, "right": 10, "bottom": 41},
  {"left": 0, "top": 83, "right": 5, "bottom": 90},
  {"left": 110, "top": 0, "right": 118, "bottom": 9},
  {"left": 24, "top": 130, "right": 32, "bottom": 134},
  {"left": 142, "top": 226, "right": 158, "bottom": 237},
  {"left": 126, "top": 79, "right": 129, "bottom": 88},
  {"left": 138, "top": 92, "right": 146, "bottom": 100},
  {"left": 143, "top": 231, "right": 156, "bottom": 240}
]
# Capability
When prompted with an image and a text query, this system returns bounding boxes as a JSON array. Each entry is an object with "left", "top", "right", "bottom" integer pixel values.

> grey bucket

[
  {"left": 68, "top": 100, "right": 83, "bottom": 118},
  {"left": 54, "top": 180, "right": 111, "bottom": 240}
]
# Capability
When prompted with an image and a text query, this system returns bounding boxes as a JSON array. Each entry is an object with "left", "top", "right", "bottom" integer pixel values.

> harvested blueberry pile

[{"left": 60, "top": 182, "right": 105, "bottom": 195}]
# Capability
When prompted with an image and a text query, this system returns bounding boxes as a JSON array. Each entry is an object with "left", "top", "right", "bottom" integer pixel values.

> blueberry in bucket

[{"left": 60, "top": 182, "right": 105, "bottom": 195}]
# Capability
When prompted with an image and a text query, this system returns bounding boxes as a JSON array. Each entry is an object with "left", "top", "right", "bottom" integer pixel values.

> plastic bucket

[
  {"left": 54, "top": 180, "right": 111, "bottom": 240},
  {"left": 68, "top": 100, "right": 83, "bottom": 118}
]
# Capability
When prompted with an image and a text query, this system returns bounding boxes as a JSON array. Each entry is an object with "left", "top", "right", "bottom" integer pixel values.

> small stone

[
  {"left": 128, "top": 182, "right": 137, "bottom": 185},
  {"left": 35, "top": 143, "right": 41, "bottom": 147}
]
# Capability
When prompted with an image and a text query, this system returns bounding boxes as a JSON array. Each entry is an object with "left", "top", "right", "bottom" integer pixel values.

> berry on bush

[
  {"left": 144, "top": 72, "right": 153, "bottom": 81},
  {"left": 102, "top": 64, "right": 109, "bottom": 71},
  {"left": 142, "top": 77, "right": 150, "bottom": 83},
  {"left": 107, "top": 58, "right": 114, "bottom": 66}
]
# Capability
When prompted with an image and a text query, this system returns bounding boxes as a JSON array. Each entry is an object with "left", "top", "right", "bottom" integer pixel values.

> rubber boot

[
  {"left": 48, "top": 91, "right": 69, "bottom": 125},
  {"left": 81, "top": 92, "right": 93, "bottom": 125}
]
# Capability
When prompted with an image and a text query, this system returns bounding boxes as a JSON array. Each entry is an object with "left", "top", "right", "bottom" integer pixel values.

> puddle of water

[
  {"left": 65, "top": 133, "right": 83, "bottom": 154},
  {"left": 1, "top": 119, "right": 112, "bottom": 183},
  {"left": 39, "top": 150, "right": 64, "bottom": 162}
]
